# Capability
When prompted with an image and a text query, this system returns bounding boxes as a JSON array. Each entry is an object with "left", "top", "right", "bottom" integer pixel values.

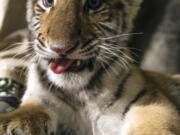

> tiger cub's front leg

[
  {"left": 121, "top": 103, "right": 180, "bottom": 135},
  {"left": 0, "top": 104, "right": 55, "bottom": 135}
]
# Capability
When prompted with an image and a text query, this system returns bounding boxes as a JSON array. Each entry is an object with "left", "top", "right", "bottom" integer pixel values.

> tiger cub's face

[{"left": 27, "top": 0, "right": 142, "bottom": 89}]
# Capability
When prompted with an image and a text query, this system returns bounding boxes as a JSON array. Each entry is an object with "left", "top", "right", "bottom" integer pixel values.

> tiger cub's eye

[
  {"left": 43, "top": 0, "right": 54, "bottom": 8},
  {"left": 87, "top": 0, "right": 103, "bottom": 10}
]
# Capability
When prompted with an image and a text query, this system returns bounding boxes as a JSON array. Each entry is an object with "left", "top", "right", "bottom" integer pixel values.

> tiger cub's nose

[{"left": 50, "top": 46, "right": 74, "bottom": 55}]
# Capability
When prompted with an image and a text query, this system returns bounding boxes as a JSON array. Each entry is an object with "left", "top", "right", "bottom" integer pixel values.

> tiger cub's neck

[{"left": 23, "top": 61, "right": 143, "bottom": 115}]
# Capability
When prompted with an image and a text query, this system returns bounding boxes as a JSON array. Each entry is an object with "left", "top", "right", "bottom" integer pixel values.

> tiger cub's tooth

[{"left": 77, "top": 60, "right": 81, "bottom": 66}]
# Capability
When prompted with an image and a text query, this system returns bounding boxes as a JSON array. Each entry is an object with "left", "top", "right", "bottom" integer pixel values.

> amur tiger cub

[{"left": 0, "top": 0, "right": 179, "bottom": 135}]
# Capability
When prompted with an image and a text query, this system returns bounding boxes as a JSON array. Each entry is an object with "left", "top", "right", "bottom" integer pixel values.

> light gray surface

[
  {"left": 141, "top": 0, "right": 180, "bottom": 74},
  {"left": 0, "top": 0, "right": 26, "bottom": 41}
]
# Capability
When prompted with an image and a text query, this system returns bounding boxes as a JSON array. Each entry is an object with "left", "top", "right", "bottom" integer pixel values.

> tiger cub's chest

[
  {"left": 82, "top": 102, "right": 124, "bottom": 135},
  {"left": 94, "top": 114, "right": 123, "bottom": 135}
]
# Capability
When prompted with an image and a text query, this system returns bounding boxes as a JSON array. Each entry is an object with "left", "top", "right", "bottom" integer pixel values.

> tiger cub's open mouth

[{"left": 49, "top": 58, "right": 94, "bottom": 74}]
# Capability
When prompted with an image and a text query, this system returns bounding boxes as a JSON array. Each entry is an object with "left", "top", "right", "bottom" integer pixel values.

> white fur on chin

[{"left": 47, "top": 67, "right": 96, "bottom": 90}]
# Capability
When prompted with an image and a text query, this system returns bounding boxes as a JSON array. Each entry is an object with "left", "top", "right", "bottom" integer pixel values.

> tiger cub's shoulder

[{"left": 134, "top": 66, "right": 180, "bottom": 108}]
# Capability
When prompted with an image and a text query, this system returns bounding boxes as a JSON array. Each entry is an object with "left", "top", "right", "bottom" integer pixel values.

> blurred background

[
  {"left": 0, "top": 0, "right": 26, "bottom": 40},
  {"left": 0, "top": 0, "right": 179, "bottom": 74}
]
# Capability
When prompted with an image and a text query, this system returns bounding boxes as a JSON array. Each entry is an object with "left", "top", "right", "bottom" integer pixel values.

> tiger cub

[{"left": 0, "top": 0, "right": 179, "bottom": 135}]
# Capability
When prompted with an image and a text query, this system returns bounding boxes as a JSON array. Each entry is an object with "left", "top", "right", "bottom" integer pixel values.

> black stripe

[
  {"left": 37, "top": 38, "right": 46, "bottom": 47},
  {"left": 86, "top": 67, "right": 105, "bottom": 89},
  {"left": 102, "top": 17, "right": 113, "bottom": 23},
  {"left": 123, "top": 88, "right": 147, "bottom": 116},
  {"left": 66, "top": 41, "right": 80, "bottom": 54},
  {"left": 80, "top": 45, "right": 96, "bottom": 54},
  {"left": 80, "top": 37, "right": 97, "bottom": 50},
  {"left": 85, "top": 45, "right": 125, "bottom": 90},
  {"left": 33, "top": 21, "right": 40, "bottom": 28},
  {"left": 34, "top": 26, "right": 40, "bottom": 31},
  {"left": 35, "top": 4, "right": 46, "bottom": 13},
  {"left": 2, "top": 119, "right": 10, "bottom": 132},
  {"left": 98, "top": 23, "right": 117, "bottom": 34},
  {"left": 93, "top": 7, "right": 107, "bottom": 15},
  {"left": 33, "top": 22, "right": 40, "bottom": 31},
  {"left": 85, "top": 55, "right": 118, "bottom": 90},
  {"left": 115, "top": 71, "right": 131, "bottom": 98},
  {"left": 106, "top": 71, "right": 132, "bottom": 108},
  {"left": 81, "top": 50, "right": 98, "bottom": 57},
  {"left": 93, "top": 24, "right": 106, "bottom": 35}
]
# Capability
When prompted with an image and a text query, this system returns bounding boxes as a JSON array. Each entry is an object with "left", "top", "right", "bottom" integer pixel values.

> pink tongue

[{"left": 49, "top": 59, "right": 74, "bottom": 74}]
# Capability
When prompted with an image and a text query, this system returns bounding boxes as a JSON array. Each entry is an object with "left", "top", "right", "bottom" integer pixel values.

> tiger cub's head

[{"left": 27, "top": 0, "right": 142, "bottom": 89}]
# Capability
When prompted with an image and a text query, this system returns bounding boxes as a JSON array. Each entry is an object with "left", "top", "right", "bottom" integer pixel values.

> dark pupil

[
  {"left": 47, "top": 0, "right": 53, "bottom": 4},
  {"left": 88, "top": 0, "right": 102, "bottom": 9}
]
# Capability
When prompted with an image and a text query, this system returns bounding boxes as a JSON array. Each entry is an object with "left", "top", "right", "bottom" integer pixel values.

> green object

[{"left": 0, "top": 78, "right": 25, "bottom": 113}]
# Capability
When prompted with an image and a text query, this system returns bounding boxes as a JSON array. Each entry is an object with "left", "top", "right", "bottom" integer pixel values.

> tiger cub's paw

[{"left": 0, "top": 106, "right": 55, "bottom": 135}]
